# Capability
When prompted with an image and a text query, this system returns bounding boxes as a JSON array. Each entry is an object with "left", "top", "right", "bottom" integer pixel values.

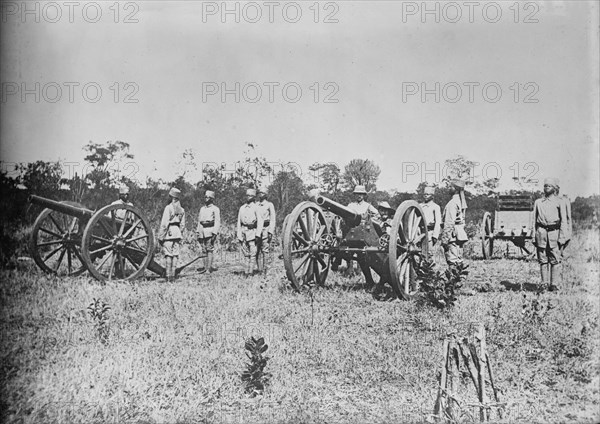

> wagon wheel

[
  {"left": 283, "top": 201, "right": 331, "bottom": 291},
  {"left": 389, "top": 201, "right": 429, "bottom": 300},
  {"left": 29, "top": 201, "right": 87, "bottom": 276},
  {"left": 481, "top": 212, "right": 494, "bottom": 259},
  {"left": 81, "top": 204, "right": 155, "bottom": 281}
]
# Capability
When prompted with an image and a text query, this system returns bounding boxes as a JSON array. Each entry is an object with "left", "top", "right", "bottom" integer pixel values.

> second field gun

[
  {"left": 28, "top": 195, "right": 205, "bottom": 281},
  {"left": 281, "top": 193, "right": 429, "bottom": 299}
]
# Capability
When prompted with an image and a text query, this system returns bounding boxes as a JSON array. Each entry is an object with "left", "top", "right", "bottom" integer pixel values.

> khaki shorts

[
  {"left": 240, "top": 237, "right": 257, "bottom": 258},
  {"left": 199, "top": 236, "right": 216, "bottom": 253},
  {"left": 163, "top": 240, "right": 181, "bottom": 257},
  {"left": 443, "top": 241, "right": 464, "bottom": 266},
  {"left": 537, "top": 244, "right": 561, "bottom": 265}
]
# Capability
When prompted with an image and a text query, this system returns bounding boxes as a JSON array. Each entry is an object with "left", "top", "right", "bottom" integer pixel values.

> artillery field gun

[
  {"left": 281, "top": 193, "right": 429, "bottom": 299},
  {"left": 28, "top": 195, "right": 203, "bottom": 281}
]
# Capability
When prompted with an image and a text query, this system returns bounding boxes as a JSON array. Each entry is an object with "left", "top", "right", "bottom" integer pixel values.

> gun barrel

[
  {"left": 314, "top": 195, "right": 361, "bottom": 227},
  {"left": 29, "top": 195, "right": 94, "bottom": 219}
]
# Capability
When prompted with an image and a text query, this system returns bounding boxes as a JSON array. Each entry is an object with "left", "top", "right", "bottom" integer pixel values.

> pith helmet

[
  {"left": 544, "top": 178, "right": 559, "bottom": 187},
  {"left": 423, "top": 186, "right": 435, "bottom": 195},
  {"left": 119, "top": 185, "right": 130, "bottom": 195},
  {"left": 450, "top": 179, "right": 466, "bottom": 189},
  {"left": 353, "top": 185, "right": 367, "bottom": 194},
  {"left": 246, "top": 188, "right": 256, "bottom": 197},
  {"left": 205, "top": 190, "right": 215, "bottom": 199},
  {"left": 377, "top": 201, "right": 394, "bottom": 212},
  {"left": 169, "top": 187, "right": 181, "bottom": 199},
  {"left": 257, "top": 187, "right": 267, "bottom": 195}
]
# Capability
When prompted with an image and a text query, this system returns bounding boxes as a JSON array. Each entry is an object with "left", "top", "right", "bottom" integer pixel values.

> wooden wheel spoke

[
  {"left": 305, "top": 210, "right": 313, "bottom": 240},
  {"left": 125, "top": 233, "right": 148, "bottom": 244},
  {"left": 90, "top": 244, "right": 113, "bottom": 255},
  {"left": 43, "top": 245, "right": 63, "bottom": 262},
  {"left": 293, "top": 253, "right": 311, "bottom": 274},
  {"left": 49, "top": 214, "right": 65, "bottom": 234},
  {"left": 414, "top": 232, "right": 426, "bottom": 244},
  {"left": 298, "top": 215, "right": 310, "bottom": 240},
  {"left": 118, "top": 210, "right": 129, "bottom": 235},
  {"left": 291, "top": 248, "right": 311, "bottom": 255},
  {"left": 37, "top": 240, "right": 63, "bottom": 248},
  {"left": 54, "top": 248, "right": 67, "bottom": 271},
  {"left": 97, "top": 251, "right": 114, "bottom": 270},
  {"left": 292, "top": 231, "right": 309, "bottom": 246},
  {"left": 108, "top": 252, "right": 117, "bottom": 280},
  {"left": 68, "top": 217, "right": 78, "bottom": 233},
  {"left": 39, "top": 227, "right": 62, "bottom": 238},
  {"left": 122, "top": 217, "right": 142, "bottom": 239},
  {"left": 99, "top": 219, "right": 116, "bottom": 238},
  {"left": 123, "top": 252, "right": 141, "bottom": 270},
  {"left": 67, "top": 248, "right": 72, "bottom": 274},
  {"left": 316, "top": 254, "right": 328, "bottom": 269}
]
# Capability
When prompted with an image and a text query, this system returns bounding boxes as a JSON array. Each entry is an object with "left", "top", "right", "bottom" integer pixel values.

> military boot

[
  {"left": 540, "top": 264, "right": 549, "bottom": 287},
  {"left": 549, "top": 264, "right": 560, "bottom": 291}
]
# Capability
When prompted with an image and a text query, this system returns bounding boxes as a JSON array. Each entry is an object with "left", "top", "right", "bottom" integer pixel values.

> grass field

[{"left": 1, "top": 229, "right": 599, "bottom": 423}]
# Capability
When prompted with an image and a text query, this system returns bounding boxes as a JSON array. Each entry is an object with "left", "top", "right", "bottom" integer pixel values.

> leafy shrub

[
  {"left": 416, "top": 259, "right": 469, "bottom": 309},
  {"left": 241, "top": 337, "right": 271, "bottom": 397}
]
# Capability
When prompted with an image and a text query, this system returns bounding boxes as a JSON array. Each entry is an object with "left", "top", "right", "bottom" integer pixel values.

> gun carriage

[
  {"left": 281, "top": 194, "right": 429, "bottom": 300},
  {"left": 480, "top": 194, "right": 534, "bottom": 259},
  {"left": 28, "top": 195, "right": 203, "bottom": 281}
]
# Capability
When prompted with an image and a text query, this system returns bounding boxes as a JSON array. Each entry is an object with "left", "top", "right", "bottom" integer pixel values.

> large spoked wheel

[
  {"left": 81, "top": 204, "right": 155, "bottom": 281},
  {"left": 389, "top": 201, "right": 429, "bottom": 300},
  {"left": 283, "top": 202, "right": 331, "bottom": 291},
  {"left": 481, "top": 212, "right": 494, "bottom": 259},
  {"left": 29, "top": 201, "right": 87, "bottom": 276}
]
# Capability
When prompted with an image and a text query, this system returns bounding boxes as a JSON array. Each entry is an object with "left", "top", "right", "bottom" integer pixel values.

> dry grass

[{"left": 1, "top": 229, "right": 599, "bottom": 423}]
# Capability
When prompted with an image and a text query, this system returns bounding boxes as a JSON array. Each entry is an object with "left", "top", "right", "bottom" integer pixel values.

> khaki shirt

[
  {"left": 532, "top": 195, "right": 568, "bottom": 247},
  {"left": 256, "top": 200, "right": 276, "bottom": 234},
  {"left": 110, "top": 199, "right": 133, "bottom": 220},
  {"left": 348, "top": 200, "right": 380, "bottom": 220},
  {"left": 441, "top": 194, "right": 467, "bottom": 244},
  {"left": 158, "top": 201, "right": 185, "bottom": 241},
  {"left": 237, "top": 202, "right": 263, "bottom": 240},
  {"left": 196, "top": 204, "right": 221, "bottom": 238},
  {"left": 420, "top": 201, "right": 442, "bottom": 239}
]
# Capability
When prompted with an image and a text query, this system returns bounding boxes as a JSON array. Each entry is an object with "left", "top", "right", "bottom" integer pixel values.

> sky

[{"left": 1, "top": 0, "right": 599, "bottom": 197}]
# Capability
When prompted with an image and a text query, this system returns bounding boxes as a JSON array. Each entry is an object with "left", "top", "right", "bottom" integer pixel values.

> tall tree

[
  {"left": 308, "top": 162, "right": 341, "bottom": 194},
  {"left": 342, "top": 159, "right": 381, "bottom": 192}
]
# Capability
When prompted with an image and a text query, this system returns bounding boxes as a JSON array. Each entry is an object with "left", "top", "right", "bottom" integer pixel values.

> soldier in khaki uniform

[
  {"left": 440, "top": 179, "right": 468, "bottom": 268},
  {"left": 196, "top": 190, "right": 221, "bottom": 273},
  {"left": 376, "top": 201, "right": 395, "bottom": 234},
  {"left": 420, "top": 186, "right": 442, "bottom": 254},
  {"left": 348, "top": 185, "right": 380, "bottom": 220},
  {"left": 158, "top": 187, "right": 185, "bottom": 282},
  {"left": 237, "top": 189, "right": 263, "bottom": 276},
  {"left": 111, "top": 185, "right": 133, "bottom": 219},
  {"left": 256, "top": 188, "right": 276, "bottom": 274},
  {"left": 532, "top": 178, "right": 569, "bottom": 289}
]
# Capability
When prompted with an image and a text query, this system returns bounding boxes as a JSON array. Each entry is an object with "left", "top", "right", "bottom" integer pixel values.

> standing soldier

[
  {"left": 420, "top": 186, "right": 442, "bottom": 255},
  {"left": 556, "top": 185, "right": 572, "bottom": 258},
  {"left": 112, "top": 185, "right": 133, "bottom": 219},
  {"left": 158, "top": 187, "right": 185, "bottom": 282},
  {"left": 348, "top": 185, "right": 380, "bottom": 220},
  {"left": 237, "top": 189, "right": 263, "bottom": 276},
  {"left": 532, "top": 178, "right": 569, "bottom": 290},
  {"left": 196, "top": 190, "right": 221, "bottom": 273},
  {"left": 376, "top": 201, "right": 395, "bottom": 234},
  {"left": 440, "top": 179, "right": 469, "bottom": 268},
  {"left": 256, "top": 188, "right": 276, "bottom": 274}
]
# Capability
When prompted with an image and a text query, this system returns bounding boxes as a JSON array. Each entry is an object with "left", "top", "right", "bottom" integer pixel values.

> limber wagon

[
  {"left": 28, "top": 195, "right": 204, "bottom": 281},
  {"left": 281, "top": 193, "right": 429, "bottom": 300},
  {"left": 480, "top": 194, "right": 535, "bottom": 259}
]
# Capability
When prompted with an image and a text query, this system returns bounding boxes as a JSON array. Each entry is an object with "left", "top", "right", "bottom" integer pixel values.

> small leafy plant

[
  {"left": 241, "top": 336, "right": 271, "bottom": 397},
  {"left": 87, "top": 298, "right": 111, "bottom": 344},
  {"left": 417, "top": 259, "right": 469, "bottom": 309}
]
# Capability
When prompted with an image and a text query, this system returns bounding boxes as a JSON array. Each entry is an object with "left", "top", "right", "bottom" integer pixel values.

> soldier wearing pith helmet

[
  {"left": 256, "top": 187, "right": 276, "bottom": 274},
  {"left": 532, "top": 177, "right": 569, "bottom": 290},
  {"left": 420, "top": 185, "right": 442, "bottom": 252},
  {"left": 348, "top": 185, "right": 380, "bottom": 220},
  {"left": 376, "top": 201, "right": 394, "bottom": 234},
  {"left": 196, "top": 190, "right": 221, "bottom": 273},
  {"left": 440, "top": 179, "right": 468, "bottom": 268},
  {"left": 237, "top": 188, "right": 263, "bottom": 276},
  {"left": 158, "top": 187, "right": 186, "bottom": 282}
]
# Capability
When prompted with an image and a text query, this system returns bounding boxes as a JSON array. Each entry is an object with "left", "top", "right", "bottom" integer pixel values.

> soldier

[
  {"left": 237, "top": 188, "right": 263, "bottom": 276},
  {"left": 158, "top": 187, "right": 185, "bottom": 282},
  {"left": 556, "top": 185, "right": 572, "bottom": 257},
  {"left": 440, "top": 179, "right": 469, "bottom": 268},
  {"left": 420, "top": 186, "right": 442, "bottom": 253},
  {"left": 532, "top": 178, "right": 569, "bottom": 290},
  {"left": 348, "top": 185, "right": 380, "bottom": 220},
  {"left": 256, "top": 188, "right": 276, "bottom": 274},
  {"left": 376, "top": 201, "right": 395, "bottom": 234},
  {"left": 111, "top": 185, "right": 133, "bottom": 219},
  {"left": 196, "top": 190, "right": 220, "bottom": 273}
]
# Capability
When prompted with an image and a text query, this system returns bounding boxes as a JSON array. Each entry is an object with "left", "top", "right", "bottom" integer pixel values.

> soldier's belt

[
  {"left": 168, "top": 222, "right": 180, "bottom": 227},
  {"left": 201, "top": 221, "right": 215, "bottom": 228},
  {"left": 427, "top": 223, "right": 435, "bottom": 230},
  {"left": 242, "top": 222, "right": 257, "bottom": 229},
  {"left": 537, "top": 223, "right": 560, "bottom": 231}
]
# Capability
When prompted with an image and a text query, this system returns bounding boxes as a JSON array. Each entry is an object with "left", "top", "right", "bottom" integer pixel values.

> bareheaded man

[
  {"left": 196, "top": 190, "right": 221, "bottom": 273},
  {"left": 237, "top": 188, "right": 264, "bottom": 276},
  {"left": 158, "top": 187, "right": 185, "bottom": 282},
  {"left": 256, "top": 188, "right": 276, "bottom": 274},
  {"left": 440, "top": 179, "right": 468, "bottom": 268},
  {"left": 532, "top": 178, "right": 569, "bottom": 290}
]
